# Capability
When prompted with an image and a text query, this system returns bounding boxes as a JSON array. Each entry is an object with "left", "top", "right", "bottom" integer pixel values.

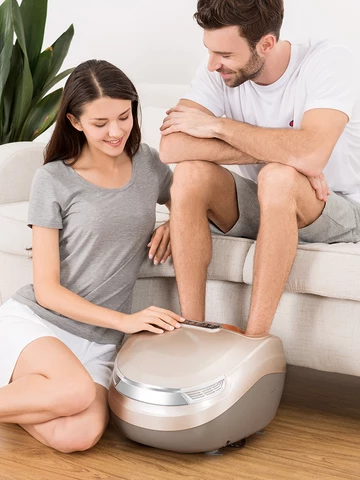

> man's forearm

[
  {"left": 160, "top": 132, "right": 262, "bottom": 165},
  {"left": 161, "top": 104, "right": 347, "bottom": 176},
  {"left": 214, "top": 118, "right": 324, "bottom": 176}
]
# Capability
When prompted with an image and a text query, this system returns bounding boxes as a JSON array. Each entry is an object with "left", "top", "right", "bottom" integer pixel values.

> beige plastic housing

[{"left": 109, "top": 325, "right": 286, "bottom": 453}]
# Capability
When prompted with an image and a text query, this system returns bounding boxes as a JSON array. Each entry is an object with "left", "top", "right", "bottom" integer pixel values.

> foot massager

[{"left": 109, "top": 320, "right": 286, "bottom": 453}]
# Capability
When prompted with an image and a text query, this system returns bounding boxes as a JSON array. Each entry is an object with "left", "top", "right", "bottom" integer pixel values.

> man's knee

[
  {"left": 257, "top": 163, "right": 300, "bottom": 206},
  {"left": 172, "top": 161, "right": 219, "bottom": 192},
  {"left": 171, "top": 161, "right": 227, "bottom": 203}
]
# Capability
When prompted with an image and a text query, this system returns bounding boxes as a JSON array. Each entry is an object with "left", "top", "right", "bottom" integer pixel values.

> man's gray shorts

[{"left": 210, "top": 171, "right": 360, "bottom": 244}]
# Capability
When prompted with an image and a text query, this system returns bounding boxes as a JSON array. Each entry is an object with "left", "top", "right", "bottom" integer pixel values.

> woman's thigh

[
  {"left": 11, "top": 334, "right": 93, "bottom": 387},
  {"left": 0, "top": 299, "right": 58, "bottom": 387}
]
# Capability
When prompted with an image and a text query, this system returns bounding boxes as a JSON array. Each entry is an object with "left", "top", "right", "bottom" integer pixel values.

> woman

[{"left": 0, "top": 60, "right": 183, "bottom": 453}]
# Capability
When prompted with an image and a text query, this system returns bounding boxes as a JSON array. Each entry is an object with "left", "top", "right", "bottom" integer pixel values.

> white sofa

[{"left": 0, "top": 84, "right": 359, "bottom": 377}]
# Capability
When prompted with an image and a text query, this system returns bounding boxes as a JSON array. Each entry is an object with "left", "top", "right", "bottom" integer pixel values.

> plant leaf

[
  {"left": 0, "top": 0, "right": 14, "bottom": 100},
  {"left": 1, "top": 126, "right": 14, "bottom": 144},
  {"left": 1, "top": 43, "right": 22, "bottom": 136},
  {"left": 0, "top": 0, "right": 74, "bottom": 144},
  {"left": 19, "top": 88, "right": 62, "bottom": 141},
  {"left": 10, "top": 0, "right": 33, "bottom": 139},
  {"left": 19, "top": 0, "right": 47, "bottom": 73},
  {"left": 46, "top": 24, "right": 74, "bottom": 83},
  {"left": 31, "top": 67, "right": 74, "bottom": 108},
  {"left": 32, "top": 47, "right": 52, "bottom": 96}
]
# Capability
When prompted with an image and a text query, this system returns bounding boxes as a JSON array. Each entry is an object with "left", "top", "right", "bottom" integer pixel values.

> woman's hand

[
  {"left": 148, "top": 221, "right": 171, "bottom": 265},
  {"left": 122, "top": 306, "right": 184, "bottom": 334}
]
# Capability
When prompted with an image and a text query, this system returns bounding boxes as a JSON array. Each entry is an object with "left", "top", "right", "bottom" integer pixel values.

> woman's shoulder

[
  {"left": 41, "top": 159, "right": 68, "bottom": 173},
  {"left": 134, "top": 143, "right": 160, "bottom": 163},
  {"left": 31, "top": 161, "right": 71, "bottom": 195},
  {"left": 34, "top": 160, "right": 69, "bottom": 182}
]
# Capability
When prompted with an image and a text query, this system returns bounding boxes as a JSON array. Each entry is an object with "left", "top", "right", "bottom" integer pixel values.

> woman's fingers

[
  {"left": 160, "top": 243, "right": 171, "bottom": 264},
  {"left": 152, "top": 235, "right": 169, "bottom": 265},
  {"left": 148, "top": 306, "right": 184, "bottom": 323},
  {"left": 145, "top": 324, "right": 164, "bottom": 334},
  {"left": 148, "top": 225, "right": 170, "bottom": 264}
]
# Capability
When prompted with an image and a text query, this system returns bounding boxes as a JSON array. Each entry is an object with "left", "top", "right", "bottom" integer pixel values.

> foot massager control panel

[{"left": 183, "top": 320, "right": 222, "bottom": 331}]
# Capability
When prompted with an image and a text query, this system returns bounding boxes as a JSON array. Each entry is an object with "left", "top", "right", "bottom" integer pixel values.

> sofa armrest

[{"left": 0, "top": 142, "right": 46, "bottom": 204}]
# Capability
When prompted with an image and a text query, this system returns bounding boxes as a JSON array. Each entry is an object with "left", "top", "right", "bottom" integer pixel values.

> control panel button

[{"left": 182, "top": 319, "right": 222, "bottom": 331}]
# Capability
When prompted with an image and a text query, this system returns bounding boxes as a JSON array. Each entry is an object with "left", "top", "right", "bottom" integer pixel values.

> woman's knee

[
  {"left": 50, "top": 421, "right": 106, "bottom": 453},
  {"left": 52, "top": 376, "right": 97, "bottom": 418},
  {"left": 46, "top": 409, "right": 108, "bottom": 453}
]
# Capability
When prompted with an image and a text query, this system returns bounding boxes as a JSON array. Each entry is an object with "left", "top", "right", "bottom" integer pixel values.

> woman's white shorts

[{"left": 0, "top": 298, "right": 117, "bottom": 389}]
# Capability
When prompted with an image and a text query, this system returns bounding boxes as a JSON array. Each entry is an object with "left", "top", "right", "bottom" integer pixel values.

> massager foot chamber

[{"left": 109, "top": 320, "right": 286, "bottom": 453}]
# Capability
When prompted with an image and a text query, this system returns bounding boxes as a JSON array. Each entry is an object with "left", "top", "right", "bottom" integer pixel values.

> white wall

[
  {"left": 283, "top": 0, "right": 359, "bottom": 48},
  {"left": 44, "top": 0, "right": 360, "bottom": 86},
  {"left": 45, "top": 0, "right": 204, "bottom": 86}
]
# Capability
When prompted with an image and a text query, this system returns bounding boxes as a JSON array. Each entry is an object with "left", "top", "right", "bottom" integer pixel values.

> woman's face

[{"left": 68, "top": 96, "right": 134, "bottom": 157}]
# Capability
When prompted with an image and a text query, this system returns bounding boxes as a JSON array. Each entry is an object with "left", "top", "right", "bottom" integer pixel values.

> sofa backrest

[{"left": 0, "top": 142, "right": 46, "bottom": 204}]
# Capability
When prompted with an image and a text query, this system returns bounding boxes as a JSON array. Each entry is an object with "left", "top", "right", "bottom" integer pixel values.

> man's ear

[
  {"left": 257, "top": 34, "right": 276, "bottom": 56},
  {"left": 66, "top": 113, "right": 83, "bottom": 132}
]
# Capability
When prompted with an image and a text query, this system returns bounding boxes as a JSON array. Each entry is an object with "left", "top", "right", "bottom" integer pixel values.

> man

[{"left": 159, "top": 0, "right": 360, "bottom": 337}]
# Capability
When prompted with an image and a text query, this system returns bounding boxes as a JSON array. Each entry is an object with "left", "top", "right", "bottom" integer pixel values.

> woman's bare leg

[
  {"left": 0, "top": 336, "right": 96, "bottom": 425},
  {"left": 20, "top": 383, "right": 109, "bottom": 453}
]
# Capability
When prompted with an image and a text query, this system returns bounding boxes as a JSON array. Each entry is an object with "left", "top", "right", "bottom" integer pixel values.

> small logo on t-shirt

[{"left": 289, "top": 120, "right": 294, "bottom": 127}]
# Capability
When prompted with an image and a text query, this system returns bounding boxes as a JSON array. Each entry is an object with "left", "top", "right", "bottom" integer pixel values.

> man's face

[{"left": 204, "top": 26, "right": 265, "bottom": 87}]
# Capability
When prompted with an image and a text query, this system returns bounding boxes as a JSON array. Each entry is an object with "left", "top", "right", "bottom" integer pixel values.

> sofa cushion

[
  {"left": 0, "top": 201, "right": 253, "bottom": 283},
  {"left": 3, "top": 199, "right": 360, "bottom": 302},
  {"left": 0, "top": 202, "right": 31, "bottom": 256},
  {"left": 139, "top": 235, "right": 254, "bottom": 283},
  {"left": 0, "top": 142, "right": 45, "bottom": 204},
  {"left": 243, "top": 242, "right": 360, "bottom": 302}
]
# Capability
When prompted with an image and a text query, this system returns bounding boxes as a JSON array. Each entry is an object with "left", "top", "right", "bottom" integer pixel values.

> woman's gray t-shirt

[{"left": 13, "top": 144, "right": 172, "bottom": 345}]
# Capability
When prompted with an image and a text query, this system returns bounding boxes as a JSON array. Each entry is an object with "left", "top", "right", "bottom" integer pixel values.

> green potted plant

[{"left": 0, "top": 0, "right": 74, "bottom": 143}]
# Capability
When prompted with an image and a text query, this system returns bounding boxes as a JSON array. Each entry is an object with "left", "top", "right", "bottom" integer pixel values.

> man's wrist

[{"left": 212, "top": 117, "right": 228, "bottom": 140}]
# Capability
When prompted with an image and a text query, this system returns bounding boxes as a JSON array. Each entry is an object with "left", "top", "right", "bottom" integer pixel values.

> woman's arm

[{"left": 32, "top": 226, "right": 182, "bottom": 333}]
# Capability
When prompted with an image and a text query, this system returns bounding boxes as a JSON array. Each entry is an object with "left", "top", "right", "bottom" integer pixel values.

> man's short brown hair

[{"left": 195, "top": 0, "right": 284, "bottom": 48}]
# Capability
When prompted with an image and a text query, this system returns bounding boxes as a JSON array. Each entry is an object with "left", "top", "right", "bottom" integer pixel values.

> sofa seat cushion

[
  {"left": 139, "top": 235, "right": 254, "bottom": 283},
  {"left": 3, "top": 200, "right": 360, "bottom": 302},
  {"left": 0, "top": 202, "right": 31, "bottom": 257},
  {"left": 243, "top": 242, "right": 360, "bottom": 302}
]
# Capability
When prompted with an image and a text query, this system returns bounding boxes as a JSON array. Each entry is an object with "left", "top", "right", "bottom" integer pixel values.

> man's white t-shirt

[{"left": 183, "top": 41, "right": 360, "bottom": 204}]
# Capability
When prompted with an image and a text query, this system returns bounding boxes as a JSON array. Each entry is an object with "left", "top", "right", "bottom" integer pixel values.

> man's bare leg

[
  {"left": 245, "top": 163, "right": 325, "bottom": 336},
  {"left": 170, "top": 161, "right": 325, "bottom": 334},
  {"left": 170, "top": 161, "right": 239, "bottom": 321}
]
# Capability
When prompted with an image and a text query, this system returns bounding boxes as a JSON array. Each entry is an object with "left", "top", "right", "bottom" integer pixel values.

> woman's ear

[{"left": 66, "top": 113, "right": 83, "bottom": 132}]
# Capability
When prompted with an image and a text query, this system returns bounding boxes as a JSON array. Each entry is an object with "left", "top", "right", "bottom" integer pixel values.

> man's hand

[
  {"left": 307, "top": 172, "right": 330, "bottom": 202},
  {"left": 160, "top": 105, "right": 218, "bottom": 138},
  {"left": 148, "top": 221, "right": 171, "bottom": 265}
]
